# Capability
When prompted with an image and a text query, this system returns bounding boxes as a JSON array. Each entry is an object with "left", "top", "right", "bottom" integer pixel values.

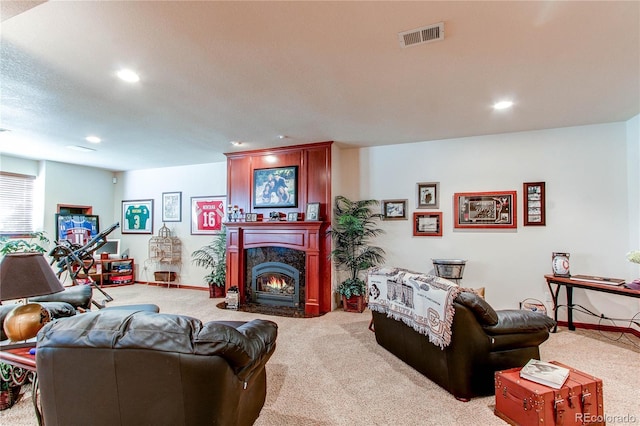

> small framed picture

[
  {"left": 413, "top": 212, "right": 443, "bottom": 236},
  {"left": 122, "top": 199, "right": 153, "bottom": 234},
  {"left": 523, "top": 182, "right": 546, "bottom": 226},
  {"left": 287, "top": 212, "right": 299, "bottom": 222},
  {"left": 417, "top": 182, "right": 439, "bottom": 209},
  {"left": 162, "top": 191, "right": 182, "bottom": 222},
  {"left": 305, "top": 202, "right": 320, "bottom": 221},
  {"left": 382, "top": 199, "right": 408, "bottom": 220},
  {"left": 245, "top": 213, "right": 258, "bottom": 222}
]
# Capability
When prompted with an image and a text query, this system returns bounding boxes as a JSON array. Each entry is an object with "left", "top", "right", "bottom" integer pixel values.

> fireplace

[
  {"left": 224, "top": 221, "right": 329, "bottom": 316},
  {"left": 251, "top": 262, "right": 300, "bottom": 307}
]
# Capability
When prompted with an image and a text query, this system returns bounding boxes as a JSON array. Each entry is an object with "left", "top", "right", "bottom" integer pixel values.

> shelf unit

[{"left": 77, "top": 258, "right": 135, "bottom": 286}]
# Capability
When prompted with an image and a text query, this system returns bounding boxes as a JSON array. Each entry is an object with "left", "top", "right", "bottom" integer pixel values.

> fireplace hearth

[
  {"left": 225, "top": 221, "right": 328, "bottom": 316},
  {"left": 246, "top": 246, "right": 305, "bottom": 312},
  {"left": 252, "top": 262, "right": 300, "bottom": 307}
]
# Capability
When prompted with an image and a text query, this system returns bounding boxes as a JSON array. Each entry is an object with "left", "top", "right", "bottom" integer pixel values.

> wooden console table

[{"left": 544, "top": 274, "right": 640, "bottom": 332}]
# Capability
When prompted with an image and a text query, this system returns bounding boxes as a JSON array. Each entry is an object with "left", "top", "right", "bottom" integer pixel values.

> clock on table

[{"left": 552, "top": 252, "right": 571, "bottom": 277}]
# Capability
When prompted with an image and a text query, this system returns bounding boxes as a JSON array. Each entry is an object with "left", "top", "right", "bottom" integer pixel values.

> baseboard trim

[
  {"left": 557, "top": 320, "right": 640, "bottom": 338},
  {"left": 135, "top": 281, "right": 208, "bottom": 292}
]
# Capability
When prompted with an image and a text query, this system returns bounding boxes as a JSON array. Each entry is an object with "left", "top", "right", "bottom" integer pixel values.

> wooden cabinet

[{"left": 77, "top": 258, "right": 135, "bottom": 286}]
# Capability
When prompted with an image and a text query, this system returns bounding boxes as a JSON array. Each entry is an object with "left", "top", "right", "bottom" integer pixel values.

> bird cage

[
  {"left": 149, "top": 225, "right": 182, "bottom": 263},
  {"left": 149, "top": 225, "right": 182, "bottom": 283}
]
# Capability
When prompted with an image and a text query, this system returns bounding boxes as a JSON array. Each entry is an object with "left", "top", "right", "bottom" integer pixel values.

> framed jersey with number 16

[
  {"left": 191, "top": 195, "right": 226, "bottom": 235},
  {"left": 122, "top": 199, "right": 154, "bottom": 234}
]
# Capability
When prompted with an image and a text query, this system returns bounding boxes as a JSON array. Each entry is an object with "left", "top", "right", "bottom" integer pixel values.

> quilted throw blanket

[{"left": 367, "top": 267, "right": 461, "bottom": 349}]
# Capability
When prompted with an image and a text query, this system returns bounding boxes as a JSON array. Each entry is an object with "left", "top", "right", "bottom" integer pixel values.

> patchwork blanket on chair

[{"left": 367, "top": 267, "right": 461, "bottom": 349}]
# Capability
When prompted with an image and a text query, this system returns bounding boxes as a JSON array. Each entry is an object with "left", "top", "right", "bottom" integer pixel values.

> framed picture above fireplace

[{"left": 253, "top": 166, "right": 298, "bottom": 209}]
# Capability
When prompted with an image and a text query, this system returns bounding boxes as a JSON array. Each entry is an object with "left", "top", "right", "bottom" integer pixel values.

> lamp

[{"left": 1, "top": 253, "right": 65, "bottom": 341}]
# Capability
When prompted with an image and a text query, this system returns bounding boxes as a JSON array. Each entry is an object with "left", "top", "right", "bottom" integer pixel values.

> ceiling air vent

[{"left": 398, "top": 22, "right": 444, "bottom": 48}]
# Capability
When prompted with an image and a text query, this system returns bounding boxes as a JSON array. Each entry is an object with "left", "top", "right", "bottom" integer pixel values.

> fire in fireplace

[{"left": 251, "top": 262, "right": 300, "bottom": 307}]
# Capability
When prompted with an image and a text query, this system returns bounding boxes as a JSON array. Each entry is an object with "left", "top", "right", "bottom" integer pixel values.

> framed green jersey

[{"left": 122, "top": 199, "right": 153, "bottom": 234}]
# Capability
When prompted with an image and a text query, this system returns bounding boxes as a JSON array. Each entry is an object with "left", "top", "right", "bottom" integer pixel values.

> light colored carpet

[{"left": 1, "top": 284, "right": 638, "bottom": 425}]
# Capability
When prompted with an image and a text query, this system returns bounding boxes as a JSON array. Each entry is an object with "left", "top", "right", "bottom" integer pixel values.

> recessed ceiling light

[
  {"left": 117, "top": 69, "right": 140, "bottom": 83},
  {"left": 66, "top": 145, "right": 96, "bottom": 152},
  {"left": 230, "top": 141, "right": 242, "bottom": 146},
  {"left": 85, "top": 135, "right": 101, "bottom": 143},
  {"left": 493, "top": 100, "right": 514, "bottom": 110}
]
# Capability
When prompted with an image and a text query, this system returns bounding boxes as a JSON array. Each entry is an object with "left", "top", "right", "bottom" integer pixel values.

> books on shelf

[
  {"left": 519, "top": 359, "right": 570, "bottom": 389},
  {"left": 569, "top": 274, "right": 625, "bottom": 286}
]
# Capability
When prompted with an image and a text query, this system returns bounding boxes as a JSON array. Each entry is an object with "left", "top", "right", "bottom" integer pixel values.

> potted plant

[
  {"left": 191, "top": 226, "right": 227, "bottom": 298},
  {"left": 328, "top": 196, "right": 385, "bottom": 312},
  {"left": 0, "top": 231, "right": 50, "bottom": 256}
]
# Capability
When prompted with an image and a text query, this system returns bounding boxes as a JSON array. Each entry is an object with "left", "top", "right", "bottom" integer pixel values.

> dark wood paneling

[{"left": 225, "top": 142, "right": 332, "bottom": 314}]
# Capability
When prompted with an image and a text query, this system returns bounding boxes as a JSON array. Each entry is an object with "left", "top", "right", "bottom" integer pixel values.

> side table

[{"left": 0, "top": 342, "right": 42, "bottom": 425}]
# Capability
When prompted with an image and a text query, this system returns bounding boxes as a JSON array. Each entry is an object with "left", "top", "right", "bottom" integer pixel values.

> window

[{"left": 0, "top": 172, "right": 35, "bottom": 235}]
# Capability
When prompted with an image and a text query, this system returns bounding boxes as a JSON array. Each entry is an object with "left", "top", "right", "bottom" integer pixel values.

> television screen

[{"left": 95, "top": 239, "right": 120, "bottom": 257}]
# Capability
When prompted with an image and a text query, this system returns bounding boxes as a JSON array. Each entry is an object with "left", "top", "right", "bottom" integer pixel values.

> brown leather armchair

[
  {"left": 371, "top": 290, "right": 555, "bottom": 401},
  {"left": 36, "top": 309, "right": 278, "bottom": 426}
]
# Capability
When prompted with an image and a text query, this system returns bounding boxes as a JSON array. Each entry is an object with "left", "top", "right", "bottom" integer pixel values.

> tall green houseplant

[
  {"left": 329, "top": 196, "right": 385, "bottom": 304},
  {"left": 191, "top": 226, "right": 227, "bottom": 298}
]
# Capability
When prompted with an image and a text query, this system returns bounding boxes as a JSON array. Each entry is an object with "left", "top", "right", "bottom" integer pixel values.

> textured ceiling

[{"left": 1, "top": 1, "right": 638, "bottom": 171}]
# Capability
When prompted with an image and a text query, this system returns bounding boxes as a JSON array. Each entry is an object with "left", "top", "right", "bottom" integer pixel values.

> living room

[{"left": 1, "top": 1, "right": 639, "bottom": 424}]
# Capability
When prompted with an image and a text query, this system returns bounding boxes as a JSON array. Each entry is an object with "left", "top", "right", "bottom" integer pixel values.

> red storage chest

[{"left": 495, "top": 361, "right": 604, "bottom": 426}]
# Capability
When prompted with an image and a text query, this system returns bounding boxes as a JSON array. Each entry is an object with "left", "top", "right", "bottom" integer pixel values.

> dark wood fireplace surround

[{"left": 224, "top": 142, "right": 332, "bottom": 316}]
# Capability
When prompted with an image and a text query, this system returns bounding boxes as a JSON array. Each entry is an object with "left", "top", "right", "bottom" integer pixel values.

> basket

[
  {"left": 154, "top": 271, "right": 177, "bottom": 282},
  {"left": 432, "top": 259, "right": 466, "bottom": 280}
]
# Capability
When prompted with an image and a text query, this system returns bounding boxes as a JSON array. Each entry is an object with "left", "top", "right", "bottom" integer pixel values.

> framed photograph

[
  {"left": 413, "top": 212, "right": 443, "bottom": 236},
  {"left": 382, "top": 199, "right": 408, "bottom": 220},
  {"left": 523, "top": 182, "right": 546, "bottom": 226},
  {"left": 162, "top": 191, "right": 182, "bottom": 222},
  {"left": 453, "top": 191, "right": 517, "bottom": 229},
  {"left": 191, "top": 195, "right": 226, "bottom": 234},
  {"left": 245, "top": 213, "right": 258, "bottom": 222},
  {"left": 305, "top": 202, "right": 320, "bottom": 221},
  {"left": 417, "top": 182, "right": 439, "bottom": 209},
  {"left": 253, "top": 166, "right": 298, "bottom": 208},
  {"left": 287, "top": 212, "right": 299, "bottom": 222},
  {"left": 122, "top": 199, "right": 153, "bottom": 234},
  {"left": 55, "top": 214, "right": 99, "bottom": 245}
]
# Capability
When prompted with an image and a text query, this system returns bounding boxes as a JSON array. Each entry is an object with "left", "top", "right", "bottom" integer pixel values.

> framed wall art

[
  {"left": 413, "top": 212, "right": 442, "bottom": 236},
  {"left": 55, "top": 214, "right": 99, "bottom": 245},
  {"left": 305, "top": 202, "right": 320, "bottom": 221},
  {"left": 417, "top": 182, "right": 439, "bottom": 209},
  {"left": 253, "top": 166, "right": 298, "bottom": 208},
  {"left": 121, "top": 199, "right": 153, "bottom": 234},
  {"left": 382, "top": 199, "right": 408, "bottom": 220},
  {"left": 453, "top": 191, "right": 517, "bottom": 229},
  {"left": 162, "top": 191, "right": 182, "bottom": 222},
  {"left": 523, "top": 182, "right": 546, "bottom": 226},
  {"left": 191, "top": 195, "right": 226, "bottom": 234}
]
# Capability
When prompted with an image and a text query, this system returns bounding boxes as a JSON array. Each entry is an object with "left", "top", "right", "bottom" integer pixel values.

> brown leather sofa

[
  {"left": 371, "top": 291, "right": 556, "bottom": 401},
  {"left": 36, "top": 309, "right": 278, "bottom": 426}
]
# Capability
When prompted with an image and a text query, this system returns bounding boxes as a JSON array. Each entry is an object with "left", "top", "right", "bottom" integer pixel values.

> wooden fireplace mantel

[{"left": 225, "top": 220, "right": 324, "bottom": 316}]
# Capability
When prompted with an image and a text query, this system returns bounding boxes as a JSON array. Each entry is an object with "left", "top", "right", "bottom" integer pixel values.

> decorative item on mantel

[{"left": 626, "top": 250, "right": 640, "bottom": 290}]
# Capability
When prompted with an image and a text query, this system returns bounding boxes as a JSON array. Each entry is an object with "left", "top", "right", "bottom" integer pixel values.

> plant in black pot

[
  {"left": 191, "top": 226, "right": 227, "bottom": 298},
  {"left": 328, "top": 196, "right": 385, "bottom": 312}
]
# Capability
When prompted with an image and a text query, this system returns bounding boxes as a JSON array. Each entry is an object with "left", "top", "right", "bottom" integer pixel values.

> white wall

[
  {"left": 337, "top": 121, "right": 639, "bottom": 328},
  {"left": 117, "top": 162, "right": 227, "bottom": 287}
]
